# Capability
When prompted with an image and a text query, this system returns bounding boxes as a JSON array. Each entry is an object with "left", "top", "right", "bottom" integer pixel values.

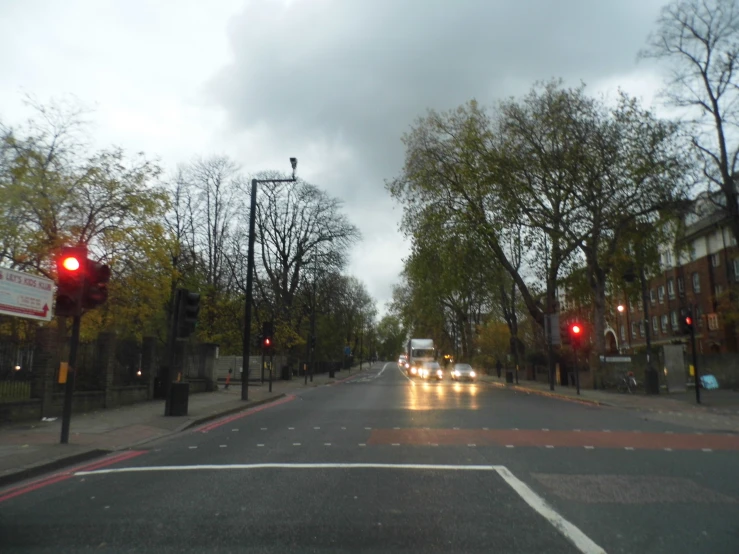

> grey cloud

[{"left": 206, "top": 0, "right": 667, "bottom": 309}]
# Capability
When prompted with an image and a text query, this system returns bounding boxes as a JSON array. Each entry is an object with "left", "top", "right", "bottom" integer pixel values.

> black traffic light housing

[
  {"left": 55, "top": 246, "right": 88, "bottom": 317},
  {"left": 679, "top": 308, "right": 694, "bottom": 335},
  {"left": 82, "top": 259, "right": 111, "bottom": 309},
  {"left": 177, "top": 289, "right": 201, "bottom": 338},
  {"left": 262, "top": 321, "right": 273, "bottom": 352},
  {"left": 569, "top": 323, "right": 583, "bottom": 349}
]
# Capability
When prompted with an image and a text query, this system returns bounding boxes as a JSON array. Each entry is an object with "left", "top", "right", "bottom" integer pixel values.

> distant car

[
  {"left": 451, "top": 363, "right": 476, "bottom": 382},
  {"left": 418, "top": 361, "right": 444, "bottom": 380},
  {"left": 398, "top": 354, "right": 408, "bottom": 368}
]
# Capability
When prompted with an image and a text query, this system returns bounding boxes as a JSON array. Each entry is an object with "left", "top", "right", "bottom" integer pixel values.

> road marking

[
  {"left": 197, "top": 395, "right": 296, "bottom": 433},
  {"left": 664, "top": 448, "right": 673, "bottom": 451},
  {"left": 573, "top": 429, "right": 581, "bottom": 432},
  {"left": 468, "top": 444, "right": 476, "bottom": 447},
  {"left": 702, "top": 448, "right": 713, "bottom": 452},
  {"left": 189, "top": 446, "right": 197, "bottom": 449},
  {"left": 314, "top": 427, "right": 320, "bottom": 430},
  {"left": 603, "top": 430, "right": 611, "bottom": 433},
  {"left": 365, "top": 427, "right": 372, "bottom": 430},
  {"left": 232, "top": 429, "right": 239, "bottom": 432},
  {"left": 453, "top": 427, "right": 460, "bottom": 430},
  {"left": 483, "top": 427, "right": 489, "bottom": 431},
  {"left": 396, "top": 364, "right": 415, "bottom": 384},
  {"left": 288, "top": 427, "right": 295, "bottom": 430},
  {"left": 394, "top": 427, "right": 400, "bottom": 429},
  {"left": 584, "top": 446, "right": 594, "bottom": 450},
  {"left": 625, "top": 447, "right": 634, "bottom": 451},
  {"left": 392, "top": 443, "right": 400, "bottom": 446},
  {"left": 495, "top": 466, "right": 607, "bottom": 554},
  {"left": 324, "top": 443, "right": 332, "bottom": 446},
  {"left": 431, "top": 443, "right": 438, "bottom": 447},
  {"left": 261, "top": 428, "right": 267, "bottom": 431},
  {"left": 542, "top": 428, "right": 549, "bottom": 431},
  {"left": 378, "top": 362, "right": 390, "bottom": 377},
  {"left": 358, "top": 443, "right": 366, "bottom": 447},
  {"left": 219, "top": 445, "right": 227, "bottom": 448},
  {"left": 545, "top": 445, "right": 554, "bottom": 449},
  {"left": 292, "top": 443, "right": 301, "bottom": 446},
  {"left": 506, "top": 445, "right": 515, "bottom": 448},
  {"left": 341, "top": 427, "right": 346, "bottom": 430},
  {"left": 74, "top": 462, "right": 606, "bottom": 553},
  {"left": 665, "top": 431, "right": 674, "bottom": 434},
  {"left": 257, "top": 444, "right": 264, "bottom": 447}
]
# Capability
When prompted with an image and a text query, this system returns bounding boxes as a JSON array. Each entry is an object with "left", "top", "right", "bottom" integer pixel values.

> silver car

[
  {"left": 418, "top": 361, "right": 444, "bottom": 380},
  {"left": 451, "top": 363, "right": 477, "bottom": 381}
]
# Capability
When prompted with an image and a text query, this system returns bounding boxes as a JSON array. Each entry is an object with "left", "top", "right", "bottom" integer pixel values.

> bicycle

[{"left": 616, "top": 371, "right": 638, "bottom": 394}]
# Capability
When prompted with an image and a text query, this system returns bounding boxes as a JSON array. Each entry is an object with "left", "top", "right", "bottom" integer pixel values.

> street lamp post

[
  {"left": 242, "top": 158, "right": 298, "bottom": 401},
  {"left": 624, "top": 265, "right": 659, "bottom": 395}
]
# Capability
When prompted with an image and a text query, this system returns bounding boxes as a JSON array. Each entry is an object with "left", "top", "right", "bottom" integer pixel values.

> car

[
  {"left": 418, "top": 361, "right": 444, "bottom": 380},
  {"left": 451, "top": 363, "right": 476, "bottom": 381}
]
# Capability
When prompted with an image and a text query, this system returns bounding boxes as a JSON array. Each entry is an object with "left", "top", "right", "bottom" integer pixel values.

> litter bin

[
  {"left": 169, "top": 382, "right": 189, "bottom": 416},
  {"left": 505, "top": 370, "right": 514, "bottom": 384}
]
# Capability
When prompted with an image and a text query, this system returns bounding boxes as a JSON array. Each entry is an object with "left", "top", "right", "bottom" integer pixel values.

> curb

[
  {"left": 180, "top": 393, "right": 287, "bottom": 432},
  {"left": 0, "top": 448, "right": 111, "bottom": 490},
  {"left": 0, "top": 394, "right": 292, "bottom": 490},
  {"left": 489, "top": 381, "right": 607, "bottom": 407}
]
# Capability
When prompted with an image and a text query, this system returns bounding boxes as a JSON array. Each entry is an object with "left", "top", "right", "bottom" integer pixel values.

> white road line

[
  {"left": 702, "top": 448, "right": 712, "bottom": 452},
  {"left": 483, "top": 427, "right": 489, "bottom": 431},
  {"left": 231, "top": 429, "right": 239, "bottom": 432},
  {"left": 396, "top": 364, "right": 415, "bottom": 384},
  {"left": 494, "top": 466, "right": 607, "bottom": 554},
  {"left": 468, "top": 444, "right": 476, "bottom": 447},
  {"left": 584, "top": 446, "right": 594, "bottom": 450},
  {"left": 288, "top": 427, "right": 295, "bottom": 430},
  {"left": 542, "top": 428, "right": 549, "bottom": 432},
  {"left": 341, "top": 427, "right": 346, "bottom": 430},
  {"left": 219, "top": 445, "right": 227, "bottom": 448},
  {"left": 188, "top": 446, "right": 197, "bottom": 449},
  {"left": 293, "top": 443, "right": 301, "bottom": 446},
  {"left": 358, "top": 443, "right": 366, "bottom": 447},
  {"left": 378, "top": 362, "right": 390, "bottom": 377},
  {"left": 260, "top": 428, "right": 267, "bottom": 431},
  {"left": 545, "top": 445, "right": 554, "bottom": 449},
  {"left": 365, "top": 427, "right": 372, "bottom": 430},
  {"left": 392, "top": 443, "right": 400, "bottom": 446},
  {"left": 505, "top": 445, "right": 515, "bottom": 448},
  {"left": 394, "top": 427, "right": 400, "bottom": 430},
  {"left": 324, "top": 443, "right": 332, "bottom": 446},
  {"left": 75, "top": 461, "right": 606, "bottom": 553},
  {"left": 257, "top": 444, "right": 264, "bottom": 447},
  {"left": 664, "top": 448, "right": 673, "bottom": 451},
  {"left": 314, "top": 427, "right": 320, "bottom": 430},
  {"left": 625, "top": 447, "right": 634, "bottom": 451}
]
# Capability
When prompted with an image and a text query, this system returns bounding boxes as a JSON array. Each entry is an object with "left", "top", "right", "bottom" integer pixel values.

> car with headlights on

[
  {"left": 418, "top": 361, "right": 444, "bottom": 380},
  {"left": 451, "top": 363, "right": 476, "bottom": 382}
]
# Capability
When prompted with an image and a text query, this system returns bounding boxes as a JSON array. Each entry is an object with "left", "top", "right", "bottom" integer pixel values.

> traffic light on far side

[
  {"left": 679, "top": 309, "right": 694, "bottom": 335},
  {"left": 177, "top": 289, "right": 201, "bottom": 338},
  {"left": 55, "top": 246, "right": 88, "bottom": 317},
  {"left": 570, "top": 323, "right": 583, "bottom": 349},
  {"left": 262, "top": 321, "right": 273, "bottom": 352}
]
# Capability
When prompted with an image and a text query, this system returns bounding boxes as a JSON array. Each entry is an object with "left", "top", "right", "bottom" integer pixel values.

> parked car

[{"left": 451, "top": 363, "right": 476, "bottom": 382}]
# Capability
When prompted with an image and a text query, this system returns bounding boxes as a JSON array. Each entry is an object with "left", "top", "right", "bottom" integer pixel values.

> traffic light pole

[
  {"left": 573, "top": 344, "right": 581, "bottom": 396},
  {"left": 269, "top": 349, "right": 273, "bottom": 393},
  {"left": 60, "top": 314, "right": 81, "bottom": 444},
  {"left": 164, "top": 289, "right": 182, "bottom": 416},
  {"left": 690, "top": 321, "right": 700, "bottom": 405}
]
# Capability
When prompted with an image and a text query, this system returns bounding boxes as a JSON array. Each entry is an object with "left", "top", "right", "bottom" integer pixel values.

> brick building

[{"left": 615, "top": 192, "right": 739, "bottom": 355}]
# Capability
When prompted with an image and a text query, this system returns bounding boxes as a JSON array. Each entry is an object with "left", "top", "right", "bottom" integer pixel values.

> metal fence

[
  {"left": 75, "top": 341, "right": 103, "bottom": 391},
  {"left": 0, "top": 336, "right": 36, "bottom": 402},
  {"left": 114, "top": 338, "right": 144, "bottom": 386}
]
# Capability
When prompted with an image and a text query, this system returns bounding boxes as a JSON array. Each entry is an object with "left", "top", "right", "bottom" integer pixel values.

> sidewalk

[
  {"left": 0, "top": 365, "right": 367, "bottom": 487},
  {"left": 480, "top": 374, "right": 739, "bottom": 431}
]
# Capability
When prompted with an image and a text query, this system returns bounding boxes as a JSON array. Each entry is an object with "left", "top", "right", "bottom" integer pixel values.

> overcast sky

[{"left": 0, "top": 0, "right": 670, "bottom": 315}]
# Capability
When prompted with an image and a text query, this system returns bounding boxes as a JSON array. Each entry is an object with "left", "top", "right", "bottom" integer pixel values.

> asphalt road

[{"left": 2, "top": 361, "right": 738, "bottom": 553}]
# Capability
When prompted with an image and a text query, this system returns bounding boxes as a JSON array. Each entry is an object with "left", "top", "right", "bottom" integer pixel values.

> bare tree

[{"left": 642, "top": 0, "right": 739, "bottom": 244}]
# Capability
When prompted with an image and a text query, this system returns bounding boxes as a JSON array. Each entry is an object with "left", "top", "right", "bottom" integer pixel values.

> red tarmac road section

[
  {"left": 197, "top": 394, "right": 296, "bottom": 433},
  {"left": 368, "top": 429, "right": 739, "bottom": 451},
  {"left": 0, "top": 450, "right": 147, "bottom": 504}
]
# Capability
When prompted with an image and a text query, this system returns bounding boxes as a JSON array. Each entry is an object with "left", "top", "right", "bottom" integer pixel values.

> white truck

[{"left": 406, "top": 338, "right": 436, "bottom": 377}]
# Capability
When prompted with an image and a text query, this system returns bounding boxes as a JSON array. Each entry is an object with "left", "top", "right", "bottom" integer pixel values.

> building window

[
  {"left": 661, "top": 314, "right": 668, "bottom": 332},
  {"left": 711, "top": 253, "right": 720, "bottom": 267},
  {"left": 658, "top": 285, "right": 665, "bottom": 303},
  {"left": 667, "top": 279, "right": 675, "bottom": 299},
  {"left": 689, "top": 247, "right": 696, "bottom": 262},
  {"left": 639, "top": 321, "right": 645, "bottom": 337},
  {"left": 715, "top": 284, "right": 723, "bottom": 297},
  {"left": 631, "top": 322, "right": 638, "bottom": 338},
  {"left": 732, "top": 235, "right": 738, "bottom": 247},
  {"left": 670, "top": 310, "right": 678, "bottom": 330},
  {"left": 652, "top": 316, "right": 658, "bottom": 332},
  {"left": 708, "top": 313, "right": 720, "bottom": 331},
  {"left": 650, "top": 289, "right": 656, "bottom": 305},
  {"left": 629, "top": 300, "right": 634, "bottom": 313},
  {"left": 692, "top": 272, "right": 701, "bottom": 293},
  {"left": 678, "top": 276, "right": 685, "bottom": 295},
  {"left": 665, "top": 251, "right": 673, "bottom": 268},
  {"left": 734, "top": 258, "right": 739, "bottom": 282},
  {"left": 620, "top": 324, "right": 626, "bottom": 341},
  {"left": 696, "top": 305, "right": 704, "bottom": 329}
]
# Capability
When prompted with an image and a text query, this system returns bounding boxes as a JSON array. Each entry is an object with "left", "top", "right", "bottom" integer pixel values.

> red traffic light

[
  {"left": 264, "top": 337, "right": 271, "bottom": 347},
  {"left": 62, "top": 256, "right": 81, "bottom": 271},
  {"left": 685, "top": 316, "right": 692, "bottom": 326},
  {"left": 571, "top": 324, "right": 581, "bottom": 335}
]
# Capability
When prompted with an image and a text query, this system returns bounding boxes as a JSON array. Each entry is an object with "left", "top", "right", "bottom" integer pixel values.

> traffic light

[
  {"left": 680, "top": 309, "right": 694, "bottom": 335},
  {"left": 262, "top": 321, "right": 273, "bottom": 351},
  {"left": 55, "top": 246, "right": 87, "bottom": 317},
  {"left": 82, "top": 259, "right": 111, "bottom": 309},
  {"left": 570, "top": 323, "right": 583, "bottom": 349},
  {"left": 177, "top": 289, "right": 200, "bottom": 338},
  {"left": 310, "top": 335, "right": 316, "bottom": 350}
]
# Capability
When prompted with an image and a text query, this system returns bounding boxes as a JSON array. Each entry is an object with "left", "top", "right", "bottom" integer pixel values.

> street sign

[
  {"left": 0, "top": 267, "right": 54, "bottom": 321},
  {"left": 344, "top": 346, "right": 351, "bottom": 356}
]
